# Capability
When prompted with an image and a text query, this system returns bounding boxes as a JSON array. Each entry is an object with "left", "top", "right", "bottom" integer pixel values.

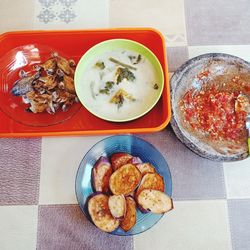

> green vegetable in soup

[
  {"left": 95, "top": 61, "right": 105, "bottom": 70},
  {"left": 99, "top": 89, "right": 109, "bottom": 94},
  {"left": 153, "top": 83, "right": 159, "bottom": 90},
  {"left": 110, "top": 89, "right": 135, "bottom": 108},
  {"left": 116, "top": 67, "right": 136, "bottom": 84},
  {"left": 99, "top": 81, "right": 115, "bottom": 95},
  {"left": 109, "top": 57, "right": 137, "bottom": 71},
  {"left": 128, "top": 54, "right": 142, "bottom": 65}
]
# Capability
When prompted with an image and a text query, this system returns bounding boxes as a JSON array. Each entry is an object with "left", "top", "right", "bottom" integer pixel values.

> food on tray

[
  {"left": 120, "top": 196, "right": 137, "bottom": 232},
  {"left": 108, "top": 194, "right": 126, "bottom": 219},
  {"left": 88, "top": 193, "right": 120, "bottom": 232},
  {"left": 81, "top": 49, "right": 161, "bottom": 120},
  {"left": 87, "top": 152, "right": 173, "bottom": 233},
  {"left": 109, "top": 163, "right": 142, "bottom": 195},
  {"left": 92, "top": 156, "right": 113, "bottom": 193},
  {"left": 115, "top": 66, "right": 136, "bottom": 84},
  {"left": 137, "top": 189, "right": 173, "bottom": 214},
  {"left": 11, "top": 52, "right": 78, "bottom": 114},
  {"left": 179, "top": 72, "right": 250, "bottom": 155},
  {"left": 109, "top": 89, "right": 136, "bottom": 108}
]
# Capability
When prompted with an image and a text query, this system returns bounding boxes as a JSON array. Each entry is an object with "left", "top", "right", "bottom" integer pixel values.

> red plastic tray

[{"left": 0, "top": 28, "right": 171, "bottom": 137}]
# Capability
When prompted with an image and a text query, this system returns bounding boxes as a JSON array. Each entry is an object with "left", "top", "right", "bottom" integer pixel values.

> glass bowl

[{"left": 75, "top": 134, "right": 172, "bottom": 236}]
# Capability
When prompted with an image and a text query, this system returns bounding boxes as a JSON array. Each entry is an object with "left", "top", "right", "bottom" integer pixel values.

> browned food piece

[
  {"left": 109, "top": 89, "right": 135, "bottom": 108},
  {"left": 136, "top": 163, "right": 156, "bottom": 176},
  {"left": 88, "top": 193, "right": 120, "bottom": 232},
  {"left": 38, "top": 76, "right": 57, "bottom": 90},
  {"left": 53, "top": 89, "right": 76, "bottom": 104},
  {"left": 92, "top": 156, "right": 113, "bottom": 193},
  {"left": 109, "top": 164, "right": 142, "bottom": 195},
  {"left": 38, "top": 58, "right": 57, "bottom": 75},
  {"left": 32, "top": 80, "right": 44, "bottom": 91},
  {"left": 68, "top": 59, "right": 76, "bottom": 67},
  {"left": 61, "top": 74, "right": 76, "bottom": 94},
  {"left": 137, "top": 189, "right": 173, "bottom": 214},
  {"left": 26, "top": 91, "right": 53, "bottom": 113},
  {"left": 135, "top": 173, "right": 164, "bottom": 199},
  {"left": 120, "top": 196, "right": 137, "bottom": 232},
  {"left": 28, "top": 101, "right": 48, "bottom": 113},
  {"left": 108, "top": 194, "right": 126, "bottom": 219},
  {"left": 56, "top": 55, "right": 75, "bottom": 76},
  {"left": 111, "top": 152, "right": 133, "bottom": 171},
  {"left": 12, "top": 52, "right": 78, "bottom": 115}
]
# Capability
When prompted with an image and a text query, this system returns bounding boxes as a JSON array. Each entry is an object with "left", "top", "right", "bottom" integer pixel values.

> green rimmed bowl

[{"left": 75, "top": 39, "right": 164, "bottom": 122}]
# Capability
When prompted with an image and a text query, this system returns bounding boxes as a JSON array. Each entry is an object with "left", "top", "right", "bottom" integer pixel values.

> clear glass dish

[{"left": 0, "top": 44, "right": 81, "bottom": 127}]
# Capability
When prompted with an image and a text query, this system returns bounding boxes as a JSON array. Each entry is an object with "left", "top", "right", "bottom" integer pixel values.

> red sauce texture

[{"left": 179, "top": 75, "right": 249, "bottom": 142}]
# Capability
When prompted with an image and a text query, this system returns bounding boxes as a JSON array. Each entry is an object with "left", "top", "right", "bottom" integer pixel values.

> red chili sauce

[{"left": 179, "top": 74, "right": 249, "bottom": 142}]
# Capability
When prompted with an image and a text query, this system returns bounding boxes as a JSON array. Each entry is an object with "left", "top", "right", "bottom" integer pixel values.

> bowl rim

[
  {"left": 74, "top": 134, "right": 172, "bottom": 236},
  {"left": 74, "top": 38, "right": 164, "bottom": 122}
]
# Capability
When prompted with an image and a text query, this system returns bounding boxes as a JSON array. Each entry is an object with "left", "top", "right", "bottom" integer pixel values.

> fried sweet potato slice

[
  {"left": 120, "top": 196, "right": 137, "bottom": 232},
  {"left": 137, "top": 189, "right": 173, "bottom": 214},
  {"left": 111, "top": 152, "right": 133, "bottom": 171},
  {"left": 136, "top": 163, "right": 156, "bottom": 176},
  {"left": 135, "top": 173, "right": 164, "bottom": 199},
  {"left": 109, "top": 164, "right": 142, "bottom": 195},
  {"left": 91, "top": 156, "right": 113, "bottom": 193},
  {"left": 88, "top": 193, "right": 120, "bottom": 232},
  {"left": 108, "top": 194, "right": 126, "bottom": 219}
]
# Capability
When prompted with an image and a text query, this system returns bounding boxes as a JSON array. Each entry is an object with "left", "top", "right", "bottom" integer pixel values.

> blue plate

[{"left": 75, "top": 135, "right": 172, "bottom": 236}]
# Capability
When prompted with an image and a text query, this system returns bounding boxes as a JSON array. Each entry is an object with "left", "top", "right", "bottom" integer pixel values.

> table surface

[{"left": 0, "top": 1, "right": 250, "bottom": 250}]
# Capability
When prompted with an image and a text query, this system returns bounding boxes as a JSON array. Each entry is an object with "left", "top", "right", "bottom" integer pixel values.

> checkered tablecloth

[{"left": 0, "top": 1, "right": 250, "bottom": 250}]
